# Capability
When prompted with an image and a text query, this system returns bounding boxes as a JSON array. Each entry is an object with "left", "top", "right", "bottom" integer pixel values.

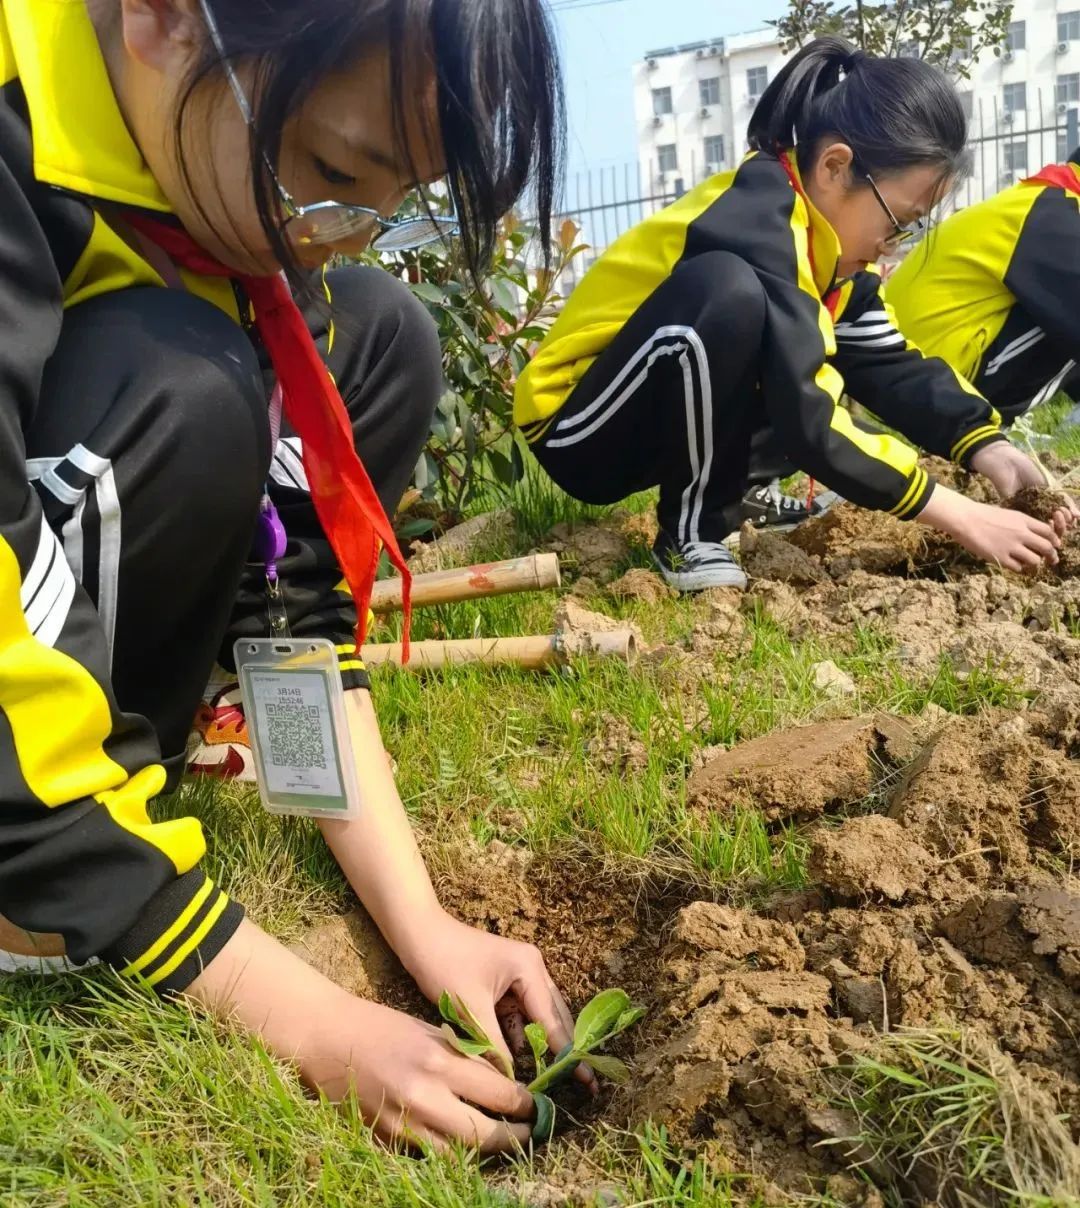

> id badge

[{"left": 234, "top": 638, "right": 361, "bottom": 820}]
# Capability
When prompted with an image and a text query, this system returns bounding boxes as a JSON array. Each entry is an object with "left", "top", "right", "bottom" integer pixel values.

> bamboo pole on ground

[
  {"left": 361, "top": 629, "right": 638, "bottom": 671},
  {"left": 370, "top": 553, "right": 561, "bottom": 614}
]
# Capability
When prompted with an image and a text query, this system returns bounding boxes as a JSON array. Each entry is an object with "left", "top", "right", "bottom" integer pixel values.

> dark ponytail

[
  {"left": 177, "top": 0, "right": 564, "bottom": 289},
  {"left": 747, "top": 36, "right": 968, "bottom": 187}
]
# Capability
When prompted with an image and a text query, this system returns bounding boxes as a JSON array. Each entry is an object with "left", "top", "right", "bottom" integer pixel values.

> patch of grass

[{"left": 824, "top": 1027, "right": 1080, "bottom": 1208}]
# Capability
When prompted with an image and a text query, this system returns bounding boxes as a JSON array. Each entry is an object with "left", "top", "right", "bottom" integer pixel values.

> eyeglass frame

[
  {"left": 861, "top": 170, "right": 925, "bottom": 248},
  {"left": 196, "top": 0, "right": 459, "bottom": 251}
]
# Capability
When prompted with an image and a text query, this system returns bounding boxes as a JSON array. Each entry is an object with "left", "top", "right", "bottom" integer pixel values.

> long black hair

[
  {"left": 747, "top": 37, "right": 968, "bottom": 192},
  {"left": 177, "top": 0, "right": 564, "bottom": 285}
]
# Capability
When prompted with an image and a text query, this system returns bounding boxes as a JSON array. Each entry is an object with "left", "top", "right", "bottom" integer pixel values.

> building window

[
  {"left": 1004, "top": 139, "right": 1028, "bottom": 174},
  {"left": 747, "top": 66, "right": 768, "bottom": 100},
  {"left": 704, "top": 134, "right": 725, "bottom": 170},
  {"left": 652, "top": 87, "right": 673, "bottom": 117},
  {"left": 1058, "top": 129, "right": 1072, "bottom": 161},
  {"left": 1058, "top": 74, "right": 1080, "bottom": 105},
  {"left": 1059, "top": 11, "right": 1080, "bottom": 42},
  {"left": 1005, "top": 21, "right": 1026, "bottom": 52},
  {"left": 699, "top": 77, "right": 721, "bottom": 107},
  {"left": 958, "top": 91, "right": 974, "bottom": 120},
  {"left": 657, "top": 144, "right": 678, "bottom": 174},
  {"left": 1003, "top": 82, "right": 1027, "bottom": 113}
]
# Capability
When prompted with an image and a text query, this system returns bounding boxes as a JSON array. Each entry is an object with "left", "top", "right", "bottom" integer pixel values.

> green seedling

[{"left": 438, "top": 987, "right": 646, "bottom": 1144}]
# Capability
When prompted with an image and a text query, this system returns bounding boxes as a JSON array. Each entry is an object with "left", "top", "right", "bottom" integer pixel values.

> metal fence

[{"left": 551, "top": 94, "right": 1080, "bottom": 292}]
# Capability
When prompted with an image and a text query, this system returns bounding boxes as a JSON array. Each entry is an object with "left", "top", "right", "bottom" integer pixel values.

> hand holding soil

[
  {"left": 969, "top": 439, "right": 1061, "bottom": 501},
  {"left": 919, "top": 483, "right": 1063, "bottom": 572}
]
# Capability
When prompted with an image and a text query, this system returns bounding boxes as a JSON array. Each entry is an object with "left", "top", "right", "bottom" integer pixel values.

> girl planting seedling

[
  {"left": 515, "top": 37, "right": 1075, "bottom": 593},
  {"left": 0, "top": 0, "right": 584, "bottom": 1152}
]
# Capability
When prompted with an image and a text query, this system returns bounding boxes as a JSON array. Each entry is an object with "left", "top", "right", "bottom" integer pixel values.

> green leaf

[
  {"left": 409, "top": 281, "right": 448, "bottom": 304},
  {"left": 573, "top": 989, "right": 632, "bottom": 1051},
  {"left": 610, "top": 1006, "right": 648, "bottom": 1038},
  {"left": 438, "top": 990, "right": 463, "bottom": 1029},
  {"left": 585, "top": 1053, "right": 630, "bottom": 1084},
  {"left": 524, "top": 1022, "right": 549, "bottom": 1074},
  {"left": 488, "top": 449, "right": 515, "bottom": 487},
  {"left": 530, "top": 1092, "right": 556, "bottom": 1144},
  {"left": 439, "top": 1023, "right": 495, "bottom": 1061}
]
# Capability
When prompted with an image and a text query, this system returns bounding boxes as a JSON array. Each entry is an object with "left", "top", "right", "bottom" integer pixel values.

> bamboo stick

[
  {"left": 361, "top": 629, "right": 638, "bottom": 671},
  {"left": 370, "top": 553, "right": 561, "bottom": 614}
]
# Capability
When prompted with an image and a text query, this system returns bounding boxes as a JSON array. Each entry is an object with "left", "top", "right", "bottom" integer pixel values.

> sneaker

[
  {"left": 741, "top": 480, "right": 824, "bottom": 532},
  {"left": 187, "top": 684, "right": 257, "bottom": 782},
  {"left": 652, "top": 527, "right": 748, "bottom": 592}
]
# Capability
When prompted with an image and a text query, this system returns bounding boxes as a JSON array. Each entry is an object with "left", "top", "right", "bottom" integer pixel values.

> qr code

[{"left": 265, "top": 701, "right": 326, "bottom": 769}]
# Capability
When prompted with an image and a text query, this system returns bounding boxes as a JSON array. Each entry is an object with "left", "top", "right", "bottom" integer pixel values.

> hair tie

[{"left": 843, "top": 48, "right": 867, "bottom": 73}]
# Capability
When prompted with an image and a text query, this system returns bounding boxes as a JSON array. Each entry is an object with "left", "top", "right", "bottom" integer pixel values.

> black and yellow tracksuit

[
  {"left": 887, "top": 155, "right": 1080, "bottom": 423},
  {"left": 516, "top": 151, "right": 1006, "bottom": 541},
  {"left": 0, "top": 2, "right": 439, "bottom": 989}
]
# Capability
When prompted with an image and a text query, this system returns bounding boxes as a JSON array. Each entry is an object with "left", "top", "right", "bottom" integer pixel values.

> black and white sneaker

[
  {"left": 741, "top": 479, "right": 824, "bottom": 532},
  {"left": 652, "top": 527, "right": 747, "bottom": 592}
]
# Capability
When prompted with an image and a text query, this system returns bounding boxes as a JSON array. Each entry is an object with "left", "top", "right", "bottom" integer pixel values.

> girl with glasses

[
  {"left": 516, "top": 37, "right": 1073, "bottom": 593},
  {"left": 0, "top": 0, "right": 582, "bottom": 1151}
]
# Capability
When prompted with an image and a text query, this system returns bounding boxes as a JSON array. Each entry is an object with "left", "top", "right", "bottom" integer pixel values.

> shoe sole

[{"left": 652, "top": 552, "right": 747, "bottom": 592}]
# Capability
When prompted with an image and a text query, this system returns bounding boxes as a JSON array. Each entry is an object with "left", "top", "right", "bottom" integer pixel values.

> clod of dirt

[
  {"left": 553, "top": 597, "right": 644, "bottom": 659},
  {"left": 689, "top": 591, "right": 750, "bottom": 658},
  {"left": 746, "top": 579, "right": 814, "bottom": 635},
  {"left": 740, "top": 523, "right": 829, "bottom": 586},
  {"left": 688, "top": 717, "right": 881, "bottom": 822},
  {"left": 812, "top": 659, "right": 857, "bottom": 698},
  {"left": 808, "top": 815, "right": 934, "bottom": 902},
  {"left": 608, "top": 507, "right": 659, "bottom": 551},
  {"left": 408, "top": 508, "right": 514, "bottom": 573},
  {"left": 545, "top": 522, "right": 631, "bottom": 582},
  {"left": 606, "top": 568, "right": 675, "bottom": 605},
  {"left": 1005, "top": 485, "right": 1080, "bottom": 577},
  {"left": 586, "top": 712, "right": 649, "bottom": 774},
  {"left": 787, "top": 502, "right": 927, "bottom": 577},
  {"left": 1017, "top": 884, "right": 1080, "bottom": 987}
]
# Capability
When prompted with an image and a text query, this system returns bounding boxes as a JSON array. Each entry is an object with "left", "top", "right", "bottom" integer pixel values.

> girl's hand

[
  {"left": 398, "top": 910, "right": 598, "bottom": 1095},
  {"left": 189, "top": 918, "right": 536, "bottom": 1153},
  {"left": 969, "top": 441, "right": 1080, "bottom": 533},
  {"left": 919, "top": 485, "right": 1061, "bottom": 572}
]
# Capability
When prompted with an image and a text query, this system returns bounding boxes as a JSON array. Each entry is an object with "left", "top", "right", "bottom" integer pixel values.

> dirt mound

[
  {"left": 808, "top": 815, "right": 934, "bottom": 902},
  {"left": 1006, "top": 485, "right": 1080, "bottom": 577},
  {"left": 787, "top": 502, "right": 927, "bottom": 577},
  {"left": 546, "top": 522, "right": 630, "bottom": 582},
  {"left": 740, "top": 524, "right": 829, "bottom": 586},
  {"left": 606, "top": 568, "right": 674, "bottom": 605},
  {"left": 688, "top": 716, "right": 912, "bottom": 823}
]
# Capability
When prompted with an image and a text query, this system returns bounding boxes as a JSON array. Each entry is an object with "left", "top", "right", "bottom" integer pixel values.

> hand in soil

[
  {"left": 300, "top": 997, "right": 537, "bottom": 1153},
  {"left": 970, "top": 441, "right": 1055, "bottom": 501},
  {"left": 920, "top": 485, "right": 1061, "bottom": 572},
  {"left": 405, "top": 911, "right": 597, "bottom": 1096}
]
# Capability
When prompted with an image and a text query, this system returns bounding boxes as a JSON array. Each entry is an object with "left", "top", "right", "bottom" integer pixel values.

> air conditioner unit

[
  {"left": 700, "top": 106, "right": 711, "bottom": 118},
  {"left": 1059, "top": 100, "right": 1070, "bottom": 114},
  {"left": 1003, "top": 49, "right": 1014, "bottom": 63},
  {"left": 1058, "top": 41, "right": 1070, "bottom": 55},
  {"left": 695, "top": 48, "right": 705, "bottom": 58},
  {"left": 653, "top": 115, "right": 663, "bottom": 127},
  {"left": 705, "top": 162, "right": 721, "bottom": 175},
  {"left": 1002, "top": 110, "right": 1016, "bottom": 123},
  {"left": 647, "top": 57, "right": 658, "bottom": 69},
  {"left": 1001, "top": 172, "right": 1015, "bottom": 186}
]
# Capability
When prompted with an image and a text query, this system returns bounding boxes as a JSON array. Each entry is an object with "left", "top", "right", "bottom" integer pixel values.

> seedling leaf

[
  {"left": 439, "top": 1023, "right": 497, "bottom": 1061},
  {"left": 524, "top": 1022, "right": 549, "bottom": 1074},
  {"left": 531, "top": 1092, "right": 556, "bottom": 1143},
  {"left": 584, "top": 1053, "right": 630, "bottom": 1084},
  {"left": 573, "top": 989, "right": 632, "bottom": 1050},
  {"left": 611, "top": 1006, "right": 647, "bottom": 1038},
  {"left": 437, "top": 992, "right": 513, "bottom": 1078}
]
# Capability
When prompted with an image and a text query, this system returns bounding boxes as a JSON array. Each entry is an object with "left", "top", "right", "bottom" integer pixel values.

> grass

[
  {"left": 0, "top": 464, "right": 1066, "bottom": 1208},
  {"left": 823, "top": 1028, "right": 1080, "bottom": 1207}
]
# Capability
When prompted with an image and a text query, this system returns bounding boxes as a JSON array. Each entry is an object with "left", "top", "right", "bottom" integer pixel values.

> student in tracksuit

[
  {"left": 0, "top": 0, "right": 583, "bottom": 1151},
  {"left": 516, "top": 38, "right": 1072, "bottom": 592},
  {"left": 887, "top": 149, "right": 1080, "bottom": 424}
]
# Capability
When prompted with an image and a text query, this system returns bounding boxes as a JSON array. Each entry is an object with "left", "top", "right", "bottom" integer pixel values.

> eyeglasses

[
  {"left": 863, "top": 171, "right": 925, "bottom": 248},
  {"left": 197, "top": 0, "right": 459, "bottom": 252}
]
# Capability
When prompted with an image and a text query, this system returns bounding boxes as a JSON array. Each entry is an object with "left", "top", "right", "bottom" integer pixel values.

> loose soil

[{"left": 293, "top": 479, "right": 1080, "bottom": 1203}]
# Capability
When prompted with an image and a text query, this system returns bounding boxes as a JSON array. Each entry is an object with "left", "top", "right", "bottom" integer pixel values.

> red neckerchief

[
  {"left": 125, "top": 215, "right": 411, "bottom": 660},
  {"left": 1024, "top": 162, "right": 1080, "bottom": 195},
  {"left": 776, "top": 151, "right": 843, "bottom": 318}
]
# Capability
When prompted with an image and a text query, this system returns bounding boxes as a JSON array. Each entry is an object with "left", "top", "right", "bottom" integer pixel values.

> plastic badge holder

[{"left": 235, "top": 637, "right": 361, "bottom": 820}]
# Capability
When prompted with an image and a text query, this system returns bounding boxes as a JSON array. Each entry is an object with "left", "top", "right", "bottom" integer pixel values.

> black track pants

[
  {"left": 26, "top": 266, "right": 440, "bottom": 784},
  {"left": 531, "top": 251, "right": 793, "bottom": 541}
]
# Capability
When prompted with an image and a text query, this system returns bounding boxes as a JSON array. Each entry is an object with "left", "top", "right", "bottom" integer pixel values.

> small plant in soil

[{"left": 439, "top": 988, "right": 646, "bottom": 1142}]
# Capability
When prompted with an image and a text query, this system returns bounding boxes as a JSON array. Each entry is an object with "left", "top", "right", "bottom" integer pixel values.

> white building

[{"left": 632, "top": 0, "right": 1080, "bottom": 213}]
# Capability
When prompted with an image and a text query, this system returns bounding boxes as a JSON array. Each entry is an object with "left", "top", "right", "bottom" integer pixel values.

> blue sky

[{"left": 552, "top": 0, "right": 790, "bottom": 176}]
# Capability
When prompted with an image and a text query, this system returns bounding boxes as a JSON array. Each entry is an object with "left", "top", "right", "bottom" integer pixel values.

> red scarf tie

[
  {"left": 1024, "top": 161, "right": 1080, "bottom": 196},
  {"left": 125, "top": 215, "right": 410, "bottom": 660}
]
